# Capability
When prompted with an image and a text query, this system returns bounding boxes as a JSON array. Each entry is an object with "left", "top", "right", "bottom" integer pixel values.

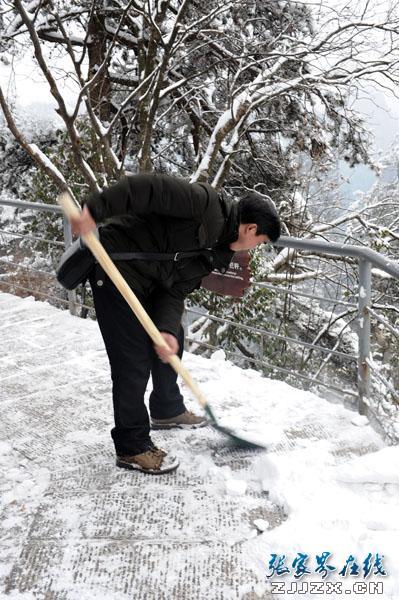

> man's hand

[
  {"left": 70, "top": 204, "right": 96, "bottom": 237},
  {"left": 154, "top": 332, "right": 179, "bottom": 363}
]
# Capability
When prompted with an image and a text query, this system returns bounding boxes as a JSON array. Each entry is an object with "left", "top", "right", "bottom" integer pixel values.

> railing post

[
  {"left": 357, "top": 259, "right": 371, "bottom": 415},
  {"left": 62, "top": 216, "right": 77, "bottom": 316}
]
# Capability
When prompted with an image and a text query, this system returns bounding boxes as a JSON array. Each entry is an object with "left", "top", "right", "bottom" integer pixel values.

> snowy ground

[{"left": 0, "top": 291, "right": 398, "bottom": 600}]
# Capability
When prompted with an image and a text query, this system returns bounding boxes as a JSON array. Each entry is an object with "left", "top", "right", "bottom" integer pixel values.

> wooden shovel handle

[{"left": 58, "top": 191, "right": 209, "bottom": 409}]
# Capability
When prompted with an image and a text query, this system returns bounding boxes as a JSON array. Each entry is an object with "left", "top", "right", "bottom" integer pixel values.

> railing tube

[{"left": 358, "top": 259, "right": 371, "bottom": 414}]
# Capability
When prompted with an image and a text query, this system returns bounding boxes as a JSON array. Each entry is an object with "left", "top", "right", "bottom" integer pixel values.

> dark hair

[{"left": 238, "top": 193, "right": 281, "bottom": 242}]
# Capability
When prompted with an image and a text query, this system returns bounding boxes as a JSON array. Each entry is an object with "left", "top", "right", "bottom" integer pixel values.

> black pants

[{"left": 90, "top": 272, "right": 186, "bottom": 456}]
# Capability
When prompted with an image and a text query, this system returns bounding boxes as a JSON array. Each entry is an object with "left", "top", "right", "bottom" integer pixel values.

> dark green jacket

[{"left": 85, "top": 173, "right": 239, "bottom": 336}]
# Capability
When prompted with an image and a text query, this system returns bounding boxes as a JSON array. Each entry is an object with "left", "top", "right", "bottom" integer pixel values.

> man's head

[{"left": 229, "top": 193, "right": 281, "bottom": 251}]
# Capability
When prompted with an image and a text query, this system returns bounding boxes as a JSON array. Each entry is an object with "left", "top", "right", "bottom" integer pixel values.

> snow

[
  {"left": 253, "top": 518, "right": 269, "bottom": 532},
  {"left": 0, "top": 292, "right": 397, "bottom": 599},
  {"left": 224, "top": 478, "right": 248, "bottom": 496},
  {"left": 335, "top": 446, "right": 399, "bottom": 485},
  {"left": 30, "top": 143, "right": 66, "bottom": 183},
  {"left": 0, "top": 45, "right": 84, "bottom": 139},
  {"left": 372, "top": 268, "right": 392, "bottom": 279},
  {"left": 351, "top": 414, "right": 369, "bottom": 427}
]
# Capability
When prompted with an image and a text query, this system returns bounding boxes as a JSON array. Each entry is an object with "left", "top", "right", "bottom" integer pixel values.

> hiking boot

[
  {"left": 151, "top": 410, "right": 209, "bottom": 430},
  {"left": 116, "top": 445, "right": 179, "bottom": 474}
]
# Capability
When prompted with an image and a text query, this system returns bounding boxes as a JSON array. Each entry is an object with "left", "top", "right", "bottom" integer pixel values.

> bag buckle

[{"left": 173, "top": 252, "right": 181, "bottom": 262}]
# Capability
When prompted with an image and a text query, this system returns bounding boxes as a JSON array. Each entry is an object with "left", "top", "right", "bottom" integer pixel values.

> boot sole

[
  {"left": 151, "top": 421, "right": 209, "bottom": 430},
  {"left": 116, "top": 456, "right": 179, "bottom": 474}
]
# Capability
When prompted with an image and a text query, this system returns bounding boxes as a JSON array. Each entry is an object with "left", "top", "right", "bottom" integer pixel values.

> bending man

[{"left": 70, "top": 173, "right": 280, "bottom": 474}]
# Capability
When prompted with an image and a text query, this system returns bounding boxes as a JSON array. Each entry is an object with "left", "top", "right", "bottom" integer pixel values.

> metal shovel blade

[{"left": 204, "top": 403, "right": 266, "bottom": 450}]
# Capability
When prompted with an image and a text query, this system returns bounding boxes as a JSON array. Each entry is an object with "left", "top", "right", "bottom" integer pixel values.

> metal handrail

[
  {"left": 272, "top": 235, "right": 399, "bottom": 417},
  {"left": 0, "top": 228, "right": 65, "bottom": 247},
  {"left": 186, "top": 306, "right": 358, "bottom": 361},
  {"left": 0, "top": 198, "right": 63, "bottom": 214},
  {"left": 2, "top": 200, "right": 397, "bottom": 275},
  {"left": 275, "top": 235, "right": 399, "bottom": 279},
  {"left": 251, "top": 280, "right": 357, "bottom": 308},
  {"left": 0, "top": 198, "right": 76, "bottom": 314}
]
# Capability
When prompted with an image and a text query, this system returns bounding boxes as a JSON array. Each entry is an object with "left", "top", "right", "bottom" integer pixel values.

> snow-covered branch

[{"left": 0, "top": 85, "right": 70, "bottom": 194}]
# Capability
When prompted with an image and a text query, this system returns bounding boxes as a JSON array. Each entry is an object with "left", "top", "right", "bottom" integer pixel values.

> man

[{"left": 70, "top": 173, "right": 280, "bottom": 474}]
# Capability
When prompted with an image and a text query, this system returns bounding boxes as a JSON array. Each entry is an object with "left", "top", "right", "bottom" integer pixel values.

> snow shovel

[{"left": 58, "top": 192, "right": 264, "bottom": 450}]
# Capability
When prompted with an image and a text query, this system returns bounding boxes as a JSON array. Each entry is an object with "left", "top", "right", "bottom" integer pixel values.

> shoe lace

[{"left": 143, "top": 445, "right": 166, "bottom": 459}]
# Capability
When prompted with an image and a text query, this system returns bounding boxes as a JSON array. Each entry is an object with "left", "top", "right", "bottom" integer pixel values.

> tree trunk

[{"left": 87, "top": 11, "right": 111, "bottom": 123}]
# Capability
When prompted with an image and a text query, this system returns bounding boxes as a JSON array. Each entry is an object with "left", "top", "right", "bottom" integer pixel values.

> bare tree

[{"left": 1, "top": 0, "right": 398, "bottom": 199}]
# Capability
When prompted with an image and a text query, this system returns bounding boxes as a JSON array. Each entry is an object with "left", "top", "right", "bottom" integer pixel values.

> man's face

[{"left": 229, "top": 224, "right": 269, "bottom": 251}]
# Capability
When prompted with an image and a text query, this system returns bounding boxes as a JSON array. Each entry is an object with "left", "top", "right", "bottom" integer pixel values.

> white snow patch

[
  {"left": 0, "top": 292, "right": 397, "bottom": 599},
  {"left": 225, "top": 478, "right": 247, "bottom": 496},
  {"left": 351, "top": 414, "right": 369, "bottom": 427},
  {"left": 335, "top": 446, "right": 399, "bottom": 485},
  {"left": 253, "top": 518, "right": 269, "bottom": 532}
]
